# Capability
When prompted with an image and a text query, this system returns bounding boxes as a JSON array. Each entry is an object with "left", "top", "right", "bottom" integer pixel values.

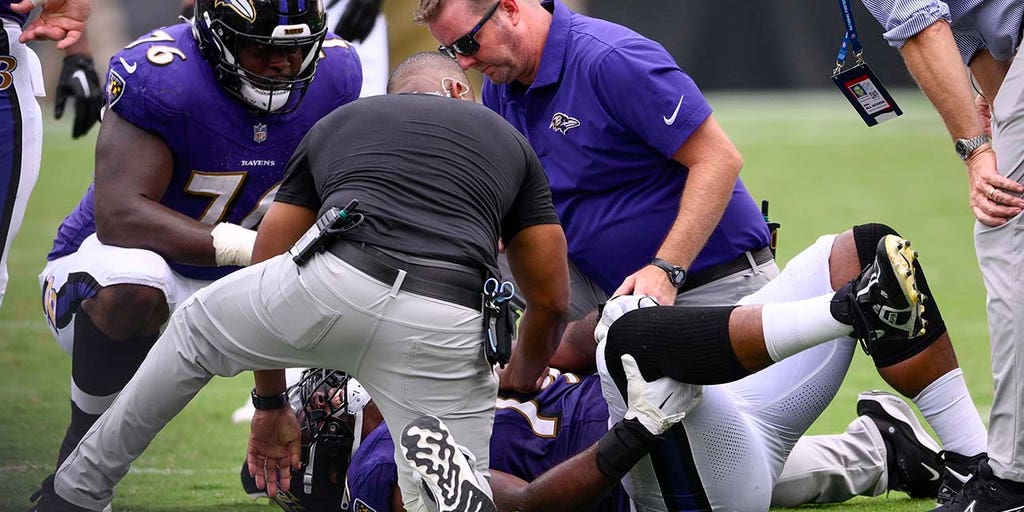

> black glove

[
  {"left": 334, "top": 0, "right": 382, "bottom": 43},
  {"left": 55, "top": 54, "right": 103, "bottom": 139}
]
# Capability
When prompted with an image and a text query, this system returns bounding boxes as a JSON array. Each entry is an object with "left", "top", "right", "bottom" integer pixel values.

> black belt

[
  {"left": 680, "top": 246, "right": 774, "bottom": 293},
  {"left": 327, "top": 241, "right": 483, "bottom": 310}
]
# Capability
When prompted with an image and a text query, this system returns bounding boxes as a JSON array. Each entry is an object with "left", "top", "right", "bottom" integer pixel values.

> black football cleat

[
  {"left": 932, "top": 459, "right": 1024, "bottom": 511},
  {"left": 832, "top": 235, "right": 927, "bottom": 354},
  {"left": 26, "top": 474, "right": 96, "bottom": 512},
  {"left": 857, "top": 390, "right": 943, "bottom": 498},
  {"left": 936, "top": 451, "right": 987, "bottom": 506}
]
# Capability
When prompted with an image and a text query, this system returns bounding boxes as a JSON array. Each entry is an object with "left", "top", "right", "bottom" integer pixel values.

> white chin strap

[
  {"left": 346, "top": 379, "right": 371, "bottom": 456},
  {"left": 240, "top": 82, "right": 291, "bottom": 112}
]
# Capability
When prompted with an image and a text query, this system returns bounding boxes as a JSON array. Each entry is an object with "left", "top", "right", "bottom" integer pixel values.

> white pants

[
  {"left": 53, "top": 250, "right": 497, "bottom": 512},
  {"left": 598, "top": 235, "right": 872, "bottom": 511},
  {"left": 0, "top": 18, "right": 44, "bottom": 309},
  {"left": 976, "top": 45, "right": 1024, "bottom": 483}
]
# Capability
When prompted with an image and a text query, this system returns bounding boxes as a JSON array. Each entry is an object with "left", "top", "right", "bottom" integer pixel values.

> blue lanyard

[{"left": 835, "top": 0, "right": 864, "bottom": 72}]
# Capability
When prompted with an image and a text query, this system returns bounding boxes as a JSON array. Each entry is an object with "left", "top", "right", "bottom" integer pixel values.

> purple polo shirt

[{"left": 483, "top": 0, "right": 769, "bottom": 294}]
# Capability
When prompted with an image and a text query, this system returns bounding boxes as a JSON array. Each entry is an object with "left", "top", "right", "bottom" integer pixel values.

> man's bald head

[{"left": 387, "top": 51, "right": 474, "bottom": 100}]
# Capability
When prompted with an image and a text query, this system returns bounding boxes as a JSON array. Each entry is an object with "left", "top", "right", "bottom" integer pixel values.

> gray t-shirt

[{"left": 276, "top": 94, "right": 559, "bottom": 273}]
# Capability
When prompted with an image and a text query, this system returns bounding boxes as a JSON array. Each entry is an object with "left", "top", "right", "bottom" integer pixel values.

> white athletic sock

[
  {"left": 762, "top": 294, "right": 854, "bottom": 362},
  {"left": 913, "top": 368, "right": 987, "bottom": 456}
]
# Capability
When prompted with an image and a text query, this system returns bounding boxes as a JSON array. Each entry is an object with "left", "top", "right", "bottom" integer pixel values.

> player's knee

[
  {"left": 851, "top": 223, "right": 900, "bottom": 268},
  {"left": 81, "top": 284, "right": 169, "bottom": 339}
]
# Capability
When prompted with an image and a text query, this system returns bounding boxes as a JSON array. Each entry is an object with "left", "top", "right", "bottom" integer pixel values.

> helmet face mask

[
  {"left": 192, "top": 0, "right": 327, "bottom": 113},
  {"left": 267, "top": 369, "right": 370, "bottom": 512}
]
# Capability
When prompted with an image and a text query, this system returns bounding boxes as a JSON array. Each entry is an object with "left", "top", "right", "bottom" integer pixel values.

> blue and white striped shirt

[{"left": 859, "top": 0, "right": 1024, "bottom": 63}]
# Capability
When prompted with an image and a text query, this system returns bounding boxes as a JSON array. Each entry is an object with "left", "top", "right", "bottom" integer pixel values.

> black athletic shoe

[
  {"left": 832, "top": 235, "right": 926, "bottom": 354},
  {"left": 400, "top": 415, "right": 497, "bottom": 512},
  {"left": 936, "top": 451, "right": 988, "bottom": 506},
  {"left": 932, "top": 459, "right": 1024, "bottom": 511},
  {"left": 26, "top": 474, "right": 95, "bottom": 512},
  {"left": 857, "top": 390, "right": 942, "bottom": 498}
]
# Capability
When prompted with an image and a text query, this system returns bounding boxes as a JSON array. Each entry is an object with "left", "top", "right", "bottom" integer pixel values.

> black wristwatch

[
  {"left": 251, "top": 388, "right": 289, "bottom": 411},
  {"left": 649, "top": 258, "right": 687, "bottom": 288}
]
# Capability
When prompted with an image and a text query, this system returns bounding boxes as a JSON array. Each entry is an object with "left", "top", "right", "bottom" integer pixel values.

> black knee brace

[
  {"left": 852, "top": 223, "right": 947, "bottom": 367},
  {"left": 72, "top": 311, "right": 158, "bottom": 397},
  {"left": 604, "top": 305, "right": 749, "bottom": 390}
]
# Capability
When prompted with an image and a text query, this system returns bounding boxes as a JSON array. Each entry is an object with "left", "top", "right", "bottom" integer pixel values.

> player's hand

[
  {"left": 247, "top": 407, "right": 302, "bottom": 498},
  {"left": 594, "top": 295, "right": 658, "bottom": 345},
  {"left": 621, "top": 354, "right": 699, "bottom": 435},
  {"left": 335, "top": 0, "right": 382, "bottom": 42},
  {"left": 12, "top": 0, "right": 91, "bottom": 49},
  {"left": 966, "top": 148, "right": 1024, "bottom": 226},
  {"left": 55, "top": 54, "right": 102, "bottom": 138},
  {"left": 613, "top": 265, "right": 677, "bottom": 308}
]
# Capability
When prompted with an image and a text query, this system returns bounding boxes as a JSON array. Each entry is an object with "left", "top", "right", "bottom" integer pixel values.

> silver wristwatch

[{"left": 954, "top": 134, "right": 991, "bottom": 161}]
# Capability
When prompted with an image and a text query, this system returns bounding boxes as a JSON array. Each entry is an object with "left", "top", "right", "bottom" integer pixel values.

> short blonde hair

[{"left": 415, "top": 0, "right": 495, "bottom": 24}]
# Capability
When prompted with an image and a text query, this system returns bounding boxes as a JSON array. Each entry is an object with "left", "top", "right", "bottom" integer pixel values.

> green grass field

[{"left": 0, "top": 90, "right": 991, "bottom": 511}]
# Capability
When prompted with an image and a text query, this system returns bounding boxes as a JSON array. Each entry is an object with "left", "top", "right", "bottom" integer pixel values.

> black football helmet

[
  {"left": 241, "top": 369, "right": 371, "bottom": 512},
  {"left": 192, "top": 0, "right": 327, "bottom": 113}
]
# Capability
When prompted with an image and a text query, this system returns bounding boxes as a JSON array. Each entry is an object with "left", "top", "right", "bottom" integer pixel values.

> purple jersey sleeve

[
  {"left": 49, "top": 25, "right": 361, "bottom": 279},
  {"left": 345, "top": 423, "right": 397, "bottom": 512},
  {"left": 593, "top": 41, "right": 712, "bottom": 160},
  {"left": 0, "top": 1, "right": 28, "bottom": 26}
]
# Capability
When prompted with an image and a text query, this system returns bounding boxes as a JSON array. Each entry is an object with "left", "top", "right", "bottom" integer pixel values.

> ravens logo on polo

[{"left": 549, "top": 112, "right": 581, "bottom": 134}]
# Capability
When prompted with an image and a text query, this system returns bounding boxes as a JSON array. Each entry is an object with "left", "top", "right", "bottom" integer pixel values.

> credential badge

[
  {"left": 550, "top": 112, "right": 580, "bottom": 134},
  {"left": 253, "top": 123, "right": 267, "bottom": 144}
]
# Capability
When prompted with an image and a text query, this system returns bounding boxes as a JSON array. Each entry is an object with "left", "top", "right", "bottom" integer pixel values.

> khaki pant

[
  {"left": 975, "top": 45, "right": 1024, "bottom": 483},
  {"left": 53, "top": 250, "right": 497, "bottom": 511}
]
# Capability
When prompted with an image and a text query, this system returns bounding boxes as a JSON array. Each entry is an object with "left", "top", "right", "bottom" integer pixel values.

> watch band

[
  {"left": 955, "top": 134, "right": 991, "bottom": 161},
  {"left": 251, "top": 388, "right": 289, "bottom": 411}
]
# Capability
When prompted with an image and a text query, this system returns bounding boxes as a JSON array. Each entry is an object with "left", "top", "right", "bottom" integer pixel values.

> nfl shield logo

[{"left": 253, "top": 123, "right": 268, "bottom": 144}]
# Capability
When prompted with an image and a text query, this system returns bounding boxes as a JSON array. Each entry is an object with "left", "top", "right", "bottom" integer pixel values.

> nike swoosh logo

[
  {"left": 71, "top": 70, "right": 90, "bottom": 97},
  {"left": 920, "top": 462, "right": 940, "bottom": 481},
  {"left": 659, "top": 392, "right": 674, "bottom": 408},
  {"left": 120, "top": 57, "right": 137, "bottom": 74},
  {"left": 662, "top": 94, "right": 685, "bottom": 125},
  {"left": 947, "top": 467, "right": 972, "bottom": 483}
]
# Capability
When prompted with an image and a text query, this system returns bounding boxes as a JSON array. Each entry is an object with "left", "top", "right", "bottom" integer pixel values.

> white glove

[
  {"left": 594, "top": 295, "right": 659, "bottom": 345},
  {"left": 211, "top": 222, "right": 257, "bottom": 266},
  {"left": 621, "top": 354, "right": 701, "bottom": 435}
]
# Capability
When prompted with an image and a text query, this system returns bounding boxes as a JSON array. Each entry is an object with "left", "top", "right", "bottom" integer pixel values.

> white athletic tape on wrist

[
  {"left": 211, "top": 223, "right": 257, "bottom": 267},
  {"left": 29, "top": 0, "right": 47, "bottom": 7}
]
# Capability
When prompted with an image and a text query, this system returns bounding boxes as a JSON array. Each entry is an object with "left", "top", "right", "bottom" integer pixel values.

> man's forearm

[
  {"left": 494, "top": 444, "right": 618, "bottom": 512},
  {"left": 901, "top": 20, "right": 984, "bottom": 141},
  {"left": 656, "top": 160, "right": 739, "bottom": 267}
]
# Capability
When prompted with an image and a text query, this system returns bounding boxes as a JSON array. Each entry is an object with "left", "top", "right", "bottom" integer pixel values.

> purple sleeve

[
  {"left": 347, "top": 463, "right": 397, "bottom": 512},
  {"left": 593, "top": 41, "right": 712, "bottom": 160}
]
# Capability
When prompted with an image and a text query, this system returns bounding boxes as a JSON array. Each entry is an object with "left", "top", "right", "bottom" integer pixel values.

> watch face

[
  {"left": 670, "top": 269, "right": 685, "bottom": 287},
  {"left": 956, "top": 140, "right": 969, "bottom": 158}
]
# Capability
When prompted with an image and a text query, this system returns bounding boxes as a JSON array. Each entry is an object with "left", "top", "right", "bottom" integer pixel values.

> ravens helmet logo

[
  {"left": 214, "top": 0, "right": 256, "bottom": 22},
  {"left": 549, "top": 112, "right": 581, "bottom": 134}
]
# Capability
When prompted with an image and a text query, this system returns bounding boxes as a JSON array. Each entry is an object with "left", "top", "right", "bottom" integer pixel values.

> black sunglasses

[{"left": 438, "top": 1, "right": 501, "bottom": 59}]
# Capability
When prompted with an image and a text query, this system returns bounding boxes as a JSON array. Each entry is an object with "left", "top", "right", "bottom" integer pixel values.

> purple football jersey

[
  {"left": 345, "top": 423, "right": 398, "bottom": 512},
  {"left": 345, "top": 372, "right": 630, "bottom": 511},
  {"left": 1, "top": 1, "right": 28, "bottom": 26},
  {"left": 48, "top": 23, "right": 362, "bottom": 281}
]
